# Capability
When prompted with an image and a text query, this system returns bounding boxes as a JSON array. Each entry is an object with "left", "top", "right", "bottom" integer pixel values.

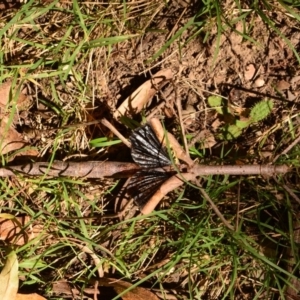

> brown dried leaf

[
  {"left": 141, "top": 173, "right": 196, "bottom": 215},
  {"left": 52, "top": 281, "right": 73, "bottom": 295},
  {"left": 16, "top": 294, "right": 46, "bottom": 300},
  {"left": 276, "top": 79, "right": 290, "bottom": 91},
  {"left": 0, "top": 80, "right": 30, "bottom": 114},
  {"left": 244, "top": 64, "right": 255, "bottom": 81},
  {"left": 114, "top": 69, "right": 173, "bottom": 119},
  {"left": 0, "top": 81, "right": 13, "bottom": 108},
  {"left": 0, "top": 80, "right": 37, "bottom": 157},
  {"left": 149, "top": 118, "right": 194, "bottom": 166},
  {"left": 0, "top": 214, "right": 43, "bottom": 246},
  {"left": 0, "top": 119, "right": 27, "bottom": 155},
  {"left": 98, "top": 278, "right": 159, "bottom": 300},
  {"left": 0, "top": 249, "right": 18, "bottom": 300},
  {"left": 194, "top": 130, "right": 217, "bottom": 149},
  {"left": 287, "top": 90, "right": 296, "bottom": 101}
]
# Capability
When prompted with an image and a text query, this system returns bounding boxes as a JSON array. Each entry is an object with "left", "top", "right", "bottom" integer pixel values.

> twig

[
  {"left": 235, "top": 179, "right": 241, "bottom": 231},
  {"left": 0, "top": 161, "right": 291, "bottom": 178},
  {"left": 196, "top": 180, "right": 234, "bottom": 231},
  {"left": 149, "top": 118, "right": 194, "bottom": 167},
  {"left": 190, "top": 164, "right": 290, "bottom": 176},
  {"left": 273, "top": 132, "right": 300, "bottom": 163},
  {"left": 101, "top": 118, "right": 131, "bottom": 148},
  {"left": 0, "top": 161, "right": 139, "bottom": 178},
  {"left": 174, "top": 82, "right": 190, "bottom": 159},
  {"left": 273, "top": 176, "right": 300, "bottom": 205},
  {"left": 146, "top": 101, "right": 166, "bottom": 121}
]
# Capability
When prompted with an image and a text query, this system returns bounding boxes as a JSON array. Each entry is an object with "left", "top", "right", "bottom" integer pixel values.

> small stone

[{"left": 253, "top": 78, "right": 265, "bottom": 87}]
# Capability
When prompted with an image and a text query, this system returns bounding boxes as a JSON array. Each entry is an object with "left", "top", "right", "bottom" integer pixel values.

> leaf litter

[{"left": 0, "top": 80, "right": 38, "bottom": 158}]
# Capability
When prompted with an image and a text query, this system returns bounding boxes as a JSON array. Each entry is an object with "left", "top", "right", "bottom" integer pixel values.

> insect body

[{"left": 127, "top": 124, "right": 176, "bottom": 209}]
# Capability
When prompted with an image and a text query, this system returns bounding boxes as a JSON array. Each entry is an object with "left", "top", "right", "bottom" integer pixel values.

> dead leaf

[
  {"left": 141, "top": 172, "right": 196, "bottom": 215},
  {"left": 98, "top": 278, "right": 159, "bottom": 300},
  {"left": 0, "top": 214, "right": 43, "bottom": 246},
  {"left": 0, "top": 80, "right": 30, "bottom": 115},
  {"left": 52, "top": 281, "right": 73, "bottom": 295},
  {"left": 0, "top": 249, "right": 18, "bottom": 300},
  {"left": 193, "top": 130, "right": 217, "bottom": 149},
  {"left": 244, "top": 64, "right": 255, "bottom": 81},
  {"left": 0, "top": 120, "right": 27, "bottom": 155},
  {"left": 276, "top": 79, "right": 290, "bottom": 91},
  {"left": 291, "top": 75, "right": 300, "bottom": 85},
  {"left": 53, "top": 278, "right": 160, "bottom": 299},
  {"left": 182, "top": 105, "right": 196, "bottom": 126},
  {"left": 113, "top": 69, "right": 173, "bottom": 119},
  {"left": 287, "top": 90, "right": 296, "bottom": 101},
  {"left": 0, "top": 80, "right": 38, "bottom": 157},
  {"left": 16, "top": 294, "right": 46, "bottom": 300}
]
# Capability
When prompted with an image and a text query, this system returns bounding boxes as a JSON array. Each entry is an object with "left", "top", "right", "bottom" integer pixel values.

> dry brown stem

[
  {"left": 190, "top": 164, "right": 291, "bottom": 176},
  {"left": 140, "top": 173, "right": 196, "bottom": 215},
  {"left": 101, "top": 118, "right": 131, "bottom": 148},
  {"left": 0, "top": 161, "right": 139, "bottom": 178},
  {"left": 0, "top": 161, "right": 291, "bottom": 178},
  {"left": 149, "top": 118, "right": 194, "bottom": 167}
]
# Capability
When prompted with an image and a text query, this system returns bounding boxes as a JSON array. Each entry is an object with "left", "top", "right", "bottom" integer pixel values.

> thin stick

[
  {"left": 175, "top": 83, "right": 190, "bottom": 159},
  {"left": 149, "top": 118, "right": 194, "bottom": 166},
  {"left": 273, "top": 132, "right": 300, "bottom": 163},
  {"left": 146, "top": 101, "right": 165, "bottom": 121},
  {"left": 273, "top": 176, "right": 300, "bottom": 205},
  {"left": 197, "top": 183, "right": 234, "bottom": 231},
  {"left": 190, "top": 164, "right": 290, "bottom": 176},
  {"left": 235, "top": 179, "right": 241, "bottom": 231},
  {"left": 101, "top": 118, "right": 131, "bottom": 148}
]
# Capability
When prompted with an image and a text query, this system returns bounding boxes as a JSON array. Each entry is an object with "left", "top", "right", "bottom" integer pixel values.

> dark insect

[
  {"left": 128, "top": 124, "right": 176, "bottom": 209},
  {"left": 129, "top": 124, "right": 171, "bottom": 168},
  {"left": 127, "top": 170, "right": 174, "bottom": 209}
]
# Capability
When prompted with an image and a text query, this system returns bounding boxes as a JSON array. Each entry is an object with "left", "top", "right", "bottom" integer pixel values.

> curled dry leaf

[
  {"left": 113, "top": 69, "right": 173, "bottom": 119},
  {"left": 53, "top": 278, "right": 160, "bottom": 300},
  {"left": 98, "top": 278, "right": 159, "bottom": 300},
  {"left": 244, "top": 64, "right": 255, "bottom": 81},
  {"left": 149, "top": 118, "right": 194, "bottom": 166},
  {"left": 0, "top": 120, "right": 27, "bottom": 155},
  {"left": 16, "top": 294, "right": 46, "bottom": 300},
  {"left": 141, "top": 173, "right": 196, "bottom": 215},
  {"left": 0, "top": 249, "right": 18, "bottom": 300},
  {"left": 0, "top": 214, "right": 43, "bottom": 246}
]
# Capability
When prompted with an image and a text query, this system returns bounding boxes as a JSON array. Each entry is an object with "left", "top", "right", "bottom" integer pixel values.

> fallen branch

[
  {"left": 0, "top": 161, "right": 291, "bottom": 178},
  {"left": 0, "top": 117, "right": 295, "bottom": 222},
  {"left": 0, "top": 161, "right": 139, "bottom": 178}
]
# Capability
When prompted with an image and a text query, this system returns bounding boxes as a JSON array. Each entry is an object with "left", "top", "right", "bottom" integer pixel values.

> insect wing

[
  {"left": 130, "top": 124, "right": 171, "bottom": 168},
  {"left": 127, "top": 170, "right": 175, "bottom": 209}
]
